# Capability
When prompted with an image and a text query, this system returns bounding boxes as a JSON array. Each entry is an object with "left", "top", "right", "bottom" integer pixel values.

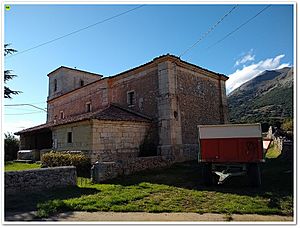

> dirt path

[{"left": 5, "top": 211, "right": 294, "bottom": 222}]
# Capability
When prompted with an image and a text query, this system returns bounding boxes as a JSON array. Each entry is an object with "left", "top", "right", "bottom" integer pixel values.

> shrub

[
  {"left": 282, "top": 118, "right": 293, "bottom": 132},
  {"left": 4, "top": 132, "right": 19, "bottom": 161},
  {"left": 41, "top": 151, "right": 91, "bottom": 177}
]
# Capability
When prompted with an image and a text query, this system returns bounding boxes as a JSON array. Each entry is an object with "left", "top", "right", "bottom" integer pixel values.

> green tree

[
  {"left": 4, "top": 44, "right": 21, "bottom": 98},
  {"left": 282, "top": 118, "right": 293, "bottom": 132},
  {"left": 5, "top": 132, "right": 20, "bottom": 161}
]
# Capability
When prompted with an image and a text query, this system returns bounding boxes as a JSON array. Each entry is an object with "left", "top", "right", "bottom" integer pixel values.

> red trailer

[{"left": 198, "top": 124, "right": 270, "bottom": 186}]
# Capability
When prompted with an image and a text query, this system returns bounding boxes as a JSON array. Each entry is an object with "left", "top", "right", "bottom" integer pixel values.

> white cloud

[
  {"left": 235, "top": 50, "right": 255, "bottom": 67},
  {"left": 227, "top": 54, "right": 290, "bottom": 94}
]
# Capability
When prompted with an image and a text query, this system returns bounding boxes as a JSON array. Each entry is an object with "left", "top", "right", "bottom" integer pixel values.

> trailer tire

[
  {"left": 202, "top": 163, "right": 213, "bottom": 186},
  {"left": 248, "top": 163, "right": 262, "bottom": 187}
]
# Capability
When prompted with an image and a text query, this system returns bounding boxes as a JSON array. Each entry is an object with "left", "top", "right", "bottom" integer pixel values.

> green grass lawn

[
  {"left": 5, "top": 157, "right": 293, "bottom": 219},
  {"left": 265, "top": 143, "right": 281, "bottom": 159},
  {"left": 5, "top": 161, "right": 41, "bottom": 172}
]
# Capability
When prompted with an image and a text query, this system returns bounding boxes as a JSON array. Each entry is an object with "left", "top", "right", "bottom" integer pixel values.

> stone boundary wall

[
  {"left": 181, "top": 144, "right": 199, "bottom": 161},
  {"left": 91, "top": 156, "right": 172, "bottom": 183},
  {"left": 5, "top": 166, "right": 77, "bottom": 194},
  {"left": 267, "top": 126, "right": 293, "bottom": 160},
  {"left": 159, "top": 144, "right": 198, "bottom": 162},
  {"left": 121, "top": 156, "right": 172, "bottom": 175},
  {"left": 17, "top": 150, "right": 40, "bottom": 161}
]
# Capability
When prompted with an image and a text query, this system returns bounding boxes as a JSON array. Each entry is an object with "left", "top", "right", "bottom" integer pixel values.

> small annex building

[{"left": 15, "top": 54, "right": 229, "bottom": 167}]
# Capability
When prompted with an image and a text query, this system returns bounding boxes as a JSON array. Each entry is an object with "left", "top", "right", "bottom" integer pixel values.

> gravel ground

[{"left": 4, "top": 211, "right": 294, "bottom": 223}]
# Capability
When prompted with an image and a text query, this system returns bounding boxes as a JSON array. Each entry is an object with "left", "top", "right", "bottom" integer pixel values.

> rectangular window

[
  {"left": 86, "top": 102, "right": 91, "bottom": 112},
  {"left": 54, "top": 79, "right": 57, "bottom": 92},
  {"left": 67, "top": 132, "right": 72, "bottom": 143},
  {"left": 60, "top": 111, "right": 64, "bottom": 119},
  {"left": 80, "top": 80, "right": 84, "bottom": 87},
  {"left": 127, "top": 91, "right": 135, "bottom": 106}
]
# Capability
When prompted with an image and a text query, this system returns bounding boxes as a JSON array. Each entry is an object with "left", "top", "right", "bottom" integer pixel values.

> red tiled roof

[{"left": 15, "top": 104, "right": 152, "bottom": 135}]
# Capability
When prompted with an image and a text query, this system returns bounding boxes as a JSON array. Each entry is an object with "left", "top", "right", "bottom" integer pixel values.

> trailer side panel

[
  {"left": 198, "top": 124, "right": 263, "bottom": 163},
  {"left": 200, "top": 138, "right": 263, "bottom": 162}
]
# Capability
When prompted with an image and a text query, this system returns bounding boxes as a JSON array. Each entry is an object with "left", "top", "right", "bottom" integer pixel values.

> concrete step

[{"left": 13, "top": 160, "right": 34, "bottom": 164}]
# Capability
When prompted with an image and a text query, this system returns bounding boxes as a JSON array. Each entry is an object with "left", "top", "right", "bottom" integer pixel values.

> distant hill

[{"left": 227, "top": 67, "right": 293, "bottom": 127}]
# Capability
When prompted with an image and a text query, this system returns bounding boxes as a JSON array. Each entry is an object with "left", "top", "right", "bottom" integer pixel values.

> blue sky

[{"left": 3, "top": 3, "right": 294, "bottom": 134}]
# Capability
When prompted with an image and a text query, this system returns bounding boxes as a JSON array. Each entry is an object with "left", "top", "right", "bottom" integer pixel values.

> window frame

[
  {"left": 86, "top": 102, "right": 92, "bottom": 112},
  {"left": 127, "top": 90, "right": 135, "bottom": 107},
  {"left": 60, "top": 111, "right": 64, "bottom": 119}
]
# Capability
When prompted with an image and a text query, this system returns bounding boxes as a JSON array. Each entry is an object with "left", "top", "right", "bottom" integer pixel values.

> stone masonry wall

[
  {"left": 48, "top": 65, "right": 159, "bottom": 123},
  {"left": 157, "top": 61, "right": 183, "bottom": 162},
  {"left": 52, "top": 120, "right": 93, "bottom": 151},
  {"left": 109, "top": 66, "right": 159, "bottom": 119},
  {"left": 90, "top": 120, "right": 150, "bottom": 163},
  {"left": 267, "top": 127, "right": 293, "bottom": 161},
  {"left": 121, "top": 155, "right": 172, "bottom": 175},
  {"left": 91, "top": 156, "right": 172, "bottom": 183},
  {"left": 48, "top": 67, "right": 101, "bottom": 101},
  {"left": 47, "top": 79, "right": 109, "bottom": 122},
  {"left": 5, "top": 166, "right": 77, "bottom": 194},
  {"left": 44, "top": 56, "right": 227, "bottom": 167},
  {"left": 177, "top": 66, "right": 227, "bottom": 145}
]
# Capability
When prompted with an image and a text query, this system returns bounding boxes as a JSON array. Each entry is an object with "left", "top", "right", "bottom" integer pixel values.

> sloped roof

[
  {"left": 110, "top": 54, "right": 228, "bottom": 80},
  {"left": 47, "top": 66, "right": 103, "bottom": 77},
  {"left": 15, "top": 104, "right": 152, "bottom": 135}
]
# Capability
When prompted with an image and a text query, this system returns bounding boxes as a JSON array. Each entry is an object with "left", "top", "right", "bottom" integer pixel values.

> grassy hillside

[{"left": 228, "top": 67, "right": 293, "bottom": 129}]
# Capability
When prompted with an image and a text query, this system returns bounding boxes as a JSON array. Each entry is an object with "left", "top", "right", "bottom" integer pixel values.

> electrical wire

[
  {"left": 179, "top": 5, "right": 238, "bottom": 58},
  {"left": 4, "top": 104, "right": 47, "bottom": 112},
  {"left": 207, "top": 5, "right": 272, "bottom": 50},
  {"left": 4, "top": 111, "right": 45, "bottom": 115},
  {"left": 5, "top": 106, "right": 42, "bottom": 111},
  {"left": 5, "top": 5, "right": 145, "bottom": 59}
]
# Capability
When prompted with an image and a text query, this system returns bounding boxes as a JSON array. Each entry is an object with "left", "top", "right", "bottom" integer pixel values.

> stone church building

[{"left": 16, "top": 54, "right": 228, "bottom": 165}]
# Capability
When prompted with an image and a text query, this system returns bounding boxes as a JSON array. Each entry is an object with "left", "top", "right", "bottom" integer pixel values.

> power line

[
  {"left": 5, "top": 106, "right": 42, "bottom": 111},
  {"left": 4, "top": 104, "right": 47, "bottom": 112},
  {"left": 26, "top": 101, "right": 46, "bottom": 104},
  {"left": 179, "top": 5, "right": 238, "bottom": 58},
  {"left": 5, "top": 111, "right": 45, "bottom": 115},
  {"left": 207, "top": 5, "right": 271, "bottom": 50},
  {"left": 6, "top": 5, "right": 145, "bottom": 59}
]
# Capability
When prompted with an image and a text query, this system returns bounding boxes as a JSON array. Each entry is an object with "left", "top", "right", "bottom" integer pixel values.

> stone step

[{"left": 13, "top": 159, "right": 34, "bottom": 164}]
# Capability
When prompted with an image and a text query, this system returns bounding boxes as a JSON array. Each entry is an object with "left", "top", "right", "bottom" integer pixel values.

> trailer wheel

[
  {"left": 202, "top": 163, "right": 213, "bottom": 186},
  {"left": 247, "top": 163, "right": 262, "bottom": 187}
]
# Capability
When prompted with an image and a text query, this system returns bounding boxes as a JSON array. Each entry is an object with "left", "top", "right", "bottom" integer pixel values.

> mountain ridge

[{"left": 227, "top": 67, "right": 293, "bottom": 126}]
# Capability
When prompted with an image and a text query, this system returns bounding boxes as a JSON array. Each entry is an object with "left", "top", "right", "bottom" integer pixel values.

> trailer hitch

[{"left": 214, "top": 170, "right": 247, "bottom": 184}]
